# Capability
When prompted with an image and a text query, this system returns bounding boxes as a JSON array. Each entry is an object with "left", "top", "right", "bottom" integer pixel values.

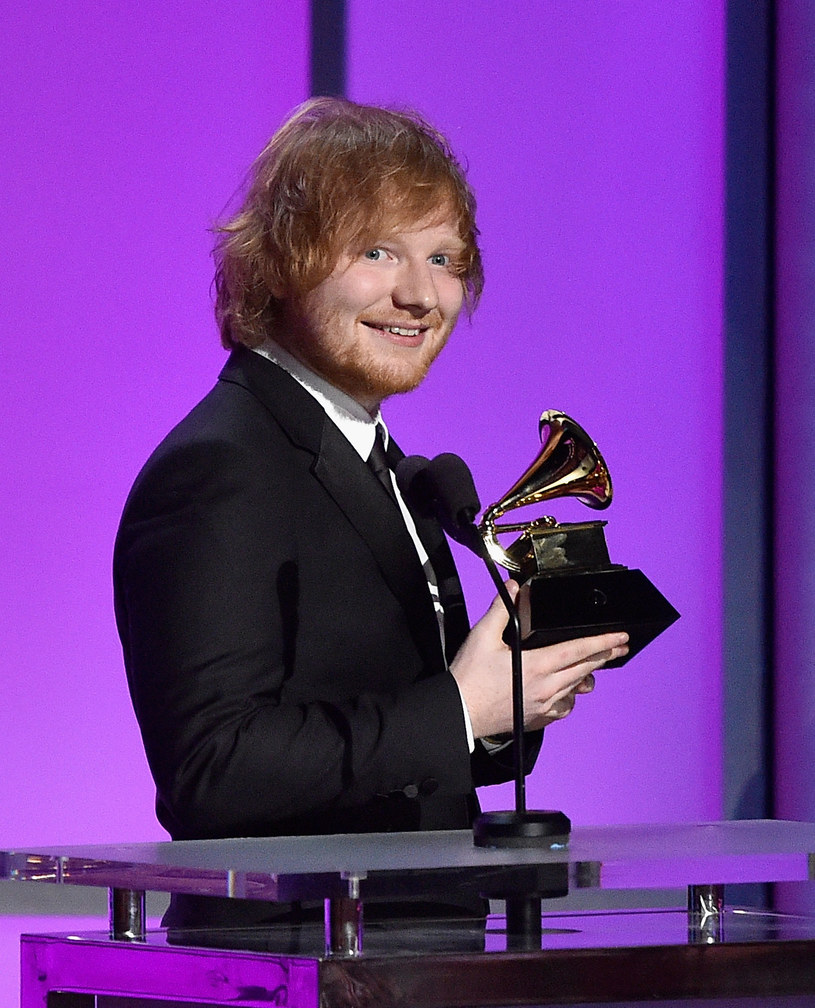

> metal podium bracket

[
  {"left": 109, "top": 886, "right": 146, "bottom": 942},
  {"left": 325, "top": 872, "right": 366, "bottom": 958},
  {"left": 688, "top": 883, "right": 724, "bottom": 944}
]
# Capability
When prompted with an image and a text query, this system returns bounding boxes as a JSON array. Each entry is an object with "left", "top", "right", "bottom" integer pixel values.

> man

[{"left": 113, "top": 98, "right": 628, "bottom": 922}]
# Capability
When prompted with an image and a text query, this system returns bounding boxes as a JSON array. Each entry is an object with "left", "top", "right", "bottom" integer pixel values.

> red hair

[{"left": 213, "top": 97, "right": 483, "bottom": 349}]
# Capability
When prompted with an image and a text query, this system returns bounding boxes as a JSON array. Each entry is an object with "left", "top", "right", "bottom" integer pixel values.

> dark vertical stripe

[
  {"left": 771, "top": 0, "right": 815, "bottom": 915},
  {"left": 723, "top": 0, "right": 775, "bottom": 823},
  {"left": 310, "top": 0, "right": 347, "bottom": 97}
]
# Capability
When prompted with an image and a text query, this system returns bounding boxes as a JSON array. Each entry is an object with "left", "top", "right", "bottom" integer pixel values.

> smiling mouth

[{"left": 362, "top": 322, "right": 427, "bottom": 338}]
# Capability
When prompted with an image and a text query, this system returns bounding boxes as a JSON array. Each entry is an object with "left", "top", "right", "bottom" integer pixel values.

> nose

[{"left": 392, "top": 260, "right": 439, "bottom": 314}]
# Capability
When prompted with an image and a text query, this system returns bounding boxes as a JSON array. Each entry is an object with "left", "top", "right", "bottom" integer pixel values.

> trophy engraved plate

[{"left": 479, "top": 411, "right": 678, "bottom": 667}]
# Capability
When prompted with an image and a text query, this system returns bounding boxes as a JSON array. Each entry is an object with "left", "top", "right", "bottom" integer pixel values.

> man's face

[{"left": 278, "top": 215, "right": 466, "bottom": 412}]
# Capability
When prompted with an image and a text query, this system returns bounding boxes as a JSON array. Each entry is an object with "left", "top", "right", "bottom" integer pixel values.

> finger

[
  {"left": 545, "top": 674, "right": 595, "bottom": 723},
  {"left": 535, "top": 651, "right": 612, "bottom": 710},
  {"left": 538, "top": 650, "right": 612, "bottom": 697},
  {"left": 574, "top": 672, "right": 596, "bottom": 694},
  {"left": 558, "top": 633, "right": 629, "bottom": 673},
  {"left": 545, "top": 692, "right": 577, "bottom": 721}
]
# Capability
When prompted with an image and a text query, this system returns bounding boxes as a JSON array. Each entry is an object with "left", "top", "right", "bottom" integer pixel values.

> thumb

[{"left": 480, "top": 579, "right": 519, "bottom": 627}]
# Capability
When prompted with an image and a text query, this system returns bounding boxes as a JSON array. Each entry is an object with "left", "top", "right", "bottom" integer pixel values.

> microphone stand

[
  {"left": 395, "top": 454, "right": 569, "bottom": 944},
  {"left": 460, "top": 525, "right": 570, "bottom": 947},
  {"left": 475, "top": 541, "right": 529, "bottom": 816}
]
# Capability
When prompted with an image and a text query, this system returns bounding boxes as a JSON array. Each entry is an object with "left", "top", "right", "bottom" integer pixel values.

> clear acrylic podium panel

[
  {"left": 4, "top": 819, "right": 815, "bottom": 900},
  {"left": 5, "top": 820, "right": 815, "bottom": 1007}
]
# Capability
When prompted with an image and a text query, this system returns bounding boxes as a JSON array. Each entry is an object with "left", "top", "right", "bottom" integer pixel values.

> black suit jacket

[{"left": 114, "top": 346, "right": 532, "bottom": 844}]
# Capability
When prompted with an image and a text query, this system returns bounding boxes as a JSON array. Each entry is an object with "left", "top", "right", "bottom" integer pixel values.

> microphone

[
  {"left": 425, "top": 453, "right": 481, "bottom": 544},
  {"left": 396, "top": 453, "right": 483, "bottom": 552}
]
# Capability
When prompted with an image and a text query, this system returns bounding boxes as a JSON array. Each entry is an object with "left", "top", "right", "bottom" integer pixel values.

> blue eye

[
  {"left": 363, "top": 248, "right": 385, "bottom": 261},
  {"left": 429, "top": 253, "right": 451, "bottom": 267}
]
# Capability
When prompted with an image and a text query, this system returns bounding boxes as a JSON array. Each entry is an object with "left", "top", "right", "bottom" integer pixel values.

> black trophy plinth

[{"left": 508, "top": 520, "right": 679, "bottom": 667}]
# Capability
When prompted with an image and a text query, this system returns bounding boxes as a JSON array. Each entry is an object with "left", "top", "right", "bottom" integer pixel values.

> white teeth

[{"left": 384, "top": 326, "right": 421, "bottom": 336}]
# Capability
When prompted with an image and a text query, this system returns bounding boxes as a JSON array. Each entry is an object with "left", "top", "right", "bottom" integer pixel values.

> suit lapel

[
  {"left": 219, "top": 348, "right": 449, "bottom": 673},
  {"left": 313, "top": 422, "right": 449, "bottom": 673}
]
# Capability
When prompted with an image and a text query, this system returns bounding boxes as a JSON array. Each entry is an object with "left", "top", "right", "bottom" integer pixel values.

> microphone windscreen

[
  {"left": 426, "top": 453, "right": 482, "bottom": 532},
  {"left": 395, "top": 455, "right": 433, "bottom": 516}
]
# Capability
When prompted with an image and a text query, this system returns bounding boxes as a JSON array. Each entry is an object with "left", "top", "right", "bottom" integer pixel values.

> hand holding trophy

[{"left": 479, "top": 410, "right": 678, "bottom": 665}]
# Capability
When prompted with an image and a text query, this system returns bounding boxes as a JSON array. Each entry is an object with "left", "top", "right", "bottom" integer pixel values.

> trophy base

[
  {"left": 517, "top": 566, "right": 680, "bottom": 667},
  {"left": 473, "top": 810, "right": 571, "bottom": 848}
]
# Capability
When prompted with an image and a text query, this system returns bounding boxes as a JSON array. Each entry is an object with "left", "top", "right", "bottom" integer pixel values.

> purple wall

[{"left": 1, "top": 3, "right": 725, "bottom": 846}]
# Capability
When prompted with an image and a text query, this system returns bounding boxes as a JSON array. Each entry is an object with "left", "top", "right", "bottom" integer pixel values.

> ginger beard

[
  {"left": 276, "top": 218, "right": 466, "bottom": 412},
  {"left": 282, "top": 300, "right": 455, "bottom": 408}
]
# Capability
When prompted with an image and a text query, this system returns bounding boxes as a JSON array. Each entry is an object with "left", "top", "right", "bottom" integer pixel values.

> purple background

[{"left": 2, "top": 2, "right": 724, "bottom": 848}]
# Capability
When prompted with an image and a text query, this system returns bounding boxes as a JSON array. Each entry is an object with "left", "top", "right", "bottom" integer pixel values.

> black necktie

[
  {"left": 367, "top": 426, "right": 397, "bottom": 502},
  {"left": 368, "top": 427, "right": 446, "bottom": 646}
]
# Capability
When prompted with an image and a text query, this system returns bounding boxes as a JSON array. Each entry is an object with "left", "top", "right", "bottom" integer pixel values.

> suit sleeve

[
  {"left": 471, "top": 731, "right": 544, "bottom": 786},
  {"left": 114, "top": 433, "right": 475, "bottom": 839}
]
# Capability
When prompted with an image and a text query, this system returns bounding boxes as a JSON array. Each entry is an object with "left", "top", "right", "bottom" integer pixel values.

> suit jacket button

[
  {"left": 419, "top": 778, "right": 439, "bottom": 796},
  {"left": 402, "top": 784, "right": 419, "bottom": 799}
]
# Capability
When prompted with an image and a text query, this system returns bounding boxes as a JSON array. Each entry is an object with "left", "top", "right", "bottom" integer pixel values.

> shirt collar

[{"left": 252, "top": 339, "right": 387, "bottom": 460}]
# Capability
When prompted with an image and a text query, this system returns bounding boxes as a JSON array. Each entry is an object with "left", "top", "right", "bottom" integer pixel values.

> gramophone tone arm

[
  {"left": 478, "top": 510, "right": 559, "bottom": 573},
  {"left": 484, "top": 516, "right": 560, "bottom": 535}
]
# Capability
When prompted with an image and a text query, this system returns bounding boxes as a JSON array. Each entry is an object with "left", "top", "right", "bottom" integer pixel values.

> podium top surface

[{"left": 2, "top": 820, "right": 814, "bottom": 902}]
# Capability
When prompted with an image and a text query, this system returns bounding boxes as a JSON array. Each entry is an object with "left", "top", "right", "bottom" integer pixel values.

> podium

[{"left": 5, "top": 820, "right": 815, "bottom": 1006}]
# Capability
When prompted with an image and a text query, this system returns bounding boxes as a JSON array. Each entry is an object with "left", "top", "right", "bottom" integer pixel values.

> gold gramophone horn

[{"left": 479, "top": 410, "right": 613, "bottom": 572}]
